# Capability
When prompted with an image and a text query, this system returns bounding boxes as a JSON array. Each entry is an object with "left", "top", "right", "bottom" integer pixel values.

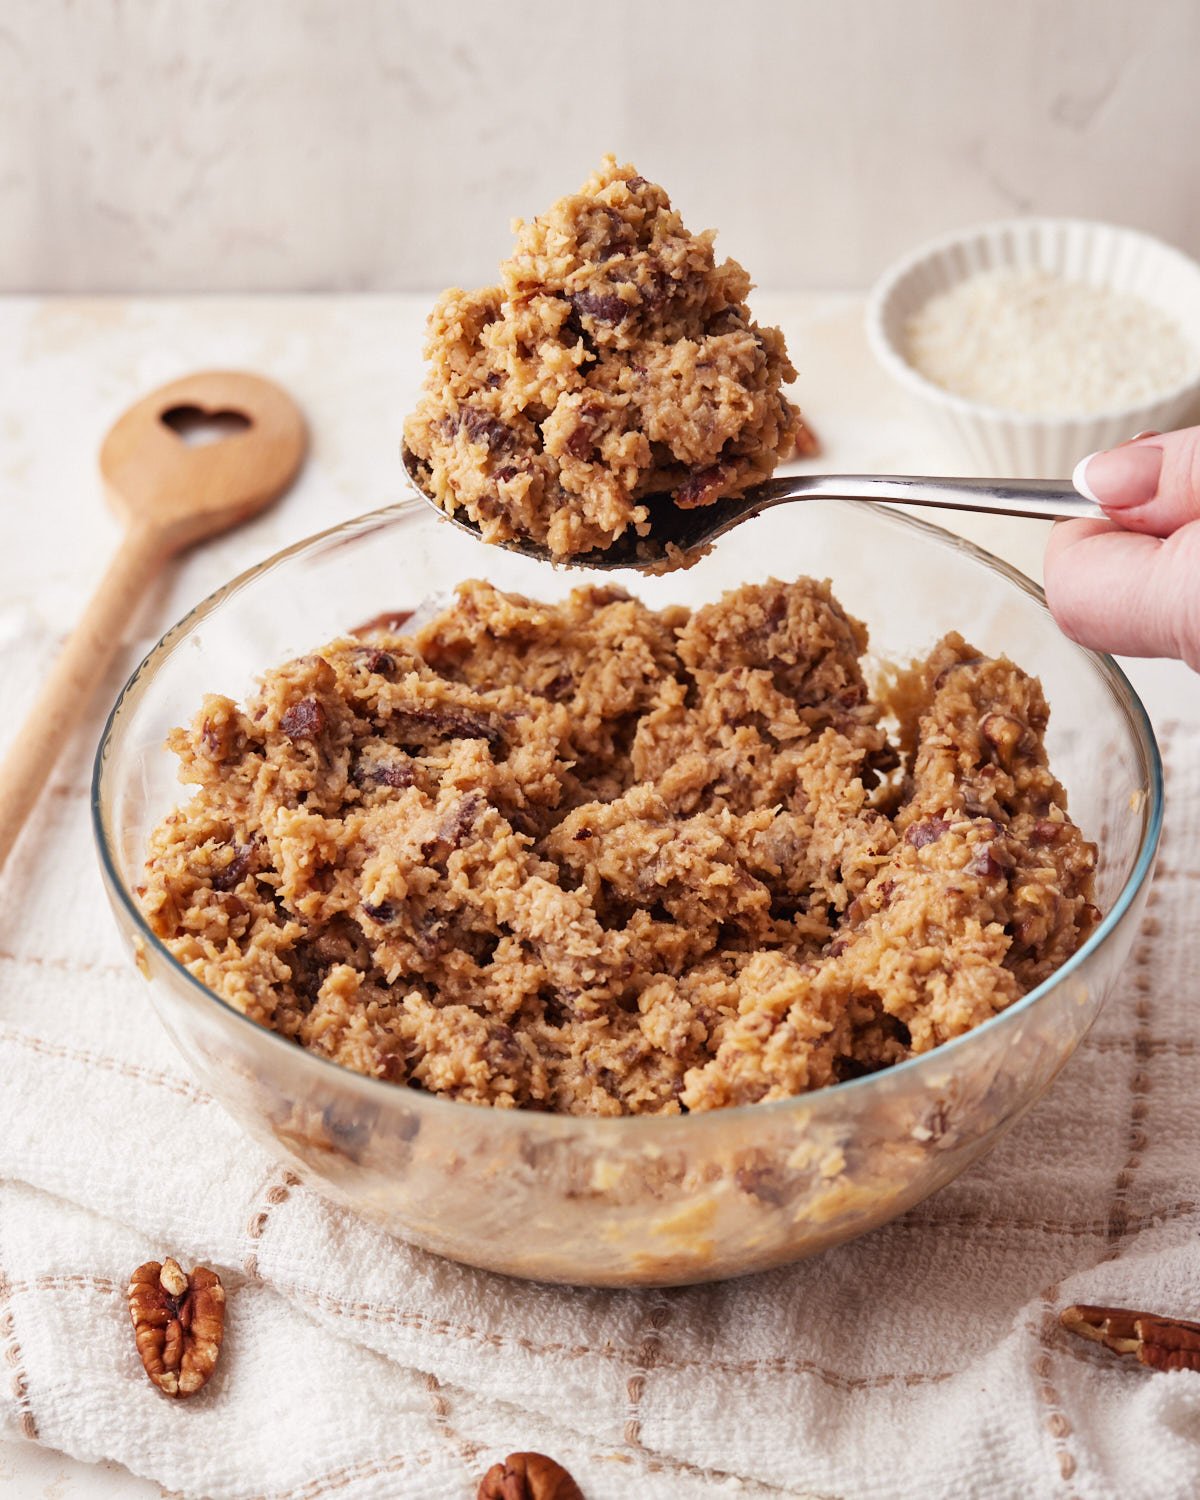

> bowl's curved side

[{"left": 98, "top": 842, "right": 1152, "bottom": 1286}]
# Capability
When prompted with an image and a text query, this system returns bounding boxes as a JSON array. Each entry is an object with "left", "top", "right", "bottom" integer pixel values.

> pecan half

[
  {"left": 1060, "top": 1303, "right": 1200, "bottom": 1373},
  {"left": 128, "top": 1258, "right": 225, "bottom": 1398},
  {"left": 477, "top": 1452, "right": 584, "bottom": 1500}
]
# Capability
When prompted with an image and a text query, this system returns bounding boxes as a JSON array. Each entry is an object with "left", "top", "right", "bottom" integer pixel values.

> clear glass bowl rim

[{"left": 92, "top": 497, "right": 1164, "bottom": 1145}]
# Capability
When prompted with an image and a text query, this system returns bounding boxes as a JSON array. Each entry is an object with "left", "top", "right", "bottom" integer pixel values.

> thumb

[{"left": 1073, "top": 425, "right": 1200, "bottom": 537}]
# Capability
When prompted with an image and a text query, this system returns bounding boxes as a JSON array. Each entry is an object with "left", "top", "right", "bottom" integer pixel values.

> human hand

[{"left": 1043, "top": 427, "right": 1200, "bottom": 671}]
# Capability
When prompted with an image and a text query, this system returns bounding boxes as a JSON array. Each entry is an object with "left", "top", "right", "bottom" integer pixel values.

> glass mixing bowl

[{"left": 93, "top": 498, "right": 1161, "bottom": 1287}]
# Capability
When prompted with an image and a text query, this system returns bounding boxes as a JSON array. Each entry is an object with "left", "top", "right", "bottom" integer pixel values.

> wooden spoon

[{"left": 0, "top": 370, "right": 307, "bottom": 873}]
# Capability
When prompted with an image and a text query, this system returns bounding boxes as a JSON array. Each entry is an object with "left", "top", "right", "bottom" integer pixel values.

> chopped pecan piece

[
  {"left": 361, "top": 649, "right": 396, "bottom": 676},
  {"left": 458, "top": 405, "right": 516, "bottom": 452},
  {"left": 428, "top": 793, "right": 485, "bottom": 854},
  {"left": 396, "top": 704, "right": 504, "bottom": 749},
  {"left": 351, "top": 753, "right": 415, "bottom": 790},
  {"left": 199, "top": 714, "right": 240, "bottom": 762},
  {"left": 361, "top": 900, "right": 396, "bottom": 924},
  {"left": 280, "top": 697, "right": 326, "bottom": 740},
  {"left": 979, "top": 712, "right": 1029, "bottom": 769},
  {"left": 1061, "top": 1303, "right": 1200, "bottom": 1373},
  {"left": 674, "top": 463, "right": 727, "bottom": 508},
  {"left": 735, "top": 1161, "right": 790, "bottom": 1206},
  {"left": 905, "top": 817, "right": 950, "bottom": 850},
  {"left": 933, "top": 653, "right": 984, "bottom": 690},
  {"left": 477, "top": 1451, "right": 584, "bottom": 1500},
  {"left": 968, "top": 846, "right": 1007, "bottom": 880},
  {"left": 563, "top": 400, "right": 603, "bottom": 462},
  {"left": 793, "top": 417, "right": 819, "bottom": 458},
  {"left": 569, "top": 287, "right": 631, "bottom": 325},
  {"left": 212, "top": 841, "right": 255, "bottom": 892},
  {"left": 128, "top": 1258, "right": 225, "bottom": 1398}
]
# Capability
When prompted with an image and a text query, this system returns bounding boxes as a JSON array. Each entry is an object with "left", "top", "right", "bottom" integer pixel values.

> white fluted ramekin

[{"left": 866, "top": 218, "right": 1200, "bottom": 477}]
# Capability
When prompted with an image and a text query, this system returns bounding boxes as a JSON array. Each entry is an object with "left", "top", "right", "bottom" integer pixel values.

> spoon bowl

[{"left": 401, "top": 444, "right": 1104, "bottom": 571}]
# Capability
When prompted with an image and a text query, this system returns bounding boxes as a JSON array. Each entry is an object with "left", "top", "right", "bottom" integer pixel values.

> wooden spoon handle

[{"left": 0, "top": 526, "right": 165, "bottom": 872}]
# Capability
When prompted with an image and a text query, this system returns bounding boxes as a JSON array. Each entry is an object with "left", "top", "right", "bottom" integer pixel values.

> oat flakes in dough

[
  {"left": 402, "top": 157, "right": 801, "bottom": 560},
  {"left": 140, "top": 578, "right": 1097, "bottom": 1118}
]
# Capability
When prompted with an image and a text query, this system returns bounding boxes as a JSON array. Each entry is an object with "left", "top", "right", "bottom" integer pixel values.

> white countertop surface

[{"left": 0, "top": 292, "right": 1191, "bottom": 1497}]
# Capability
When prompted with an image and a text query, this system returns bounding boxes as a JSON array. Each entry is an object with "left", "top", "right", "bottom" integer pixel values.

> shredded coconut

[
  {"left": 904, "top": 268, "right": 1197, "bottom": 416},
  {"left": 138, "top": 577, "right": 1097, "bottom": 1117}
]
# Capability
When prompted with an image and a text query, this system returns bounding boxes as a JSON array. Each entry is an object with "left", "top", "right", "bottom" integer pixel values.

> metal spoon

[{"left": 401, "top": 447, "right": 1103, "bottom": 571}]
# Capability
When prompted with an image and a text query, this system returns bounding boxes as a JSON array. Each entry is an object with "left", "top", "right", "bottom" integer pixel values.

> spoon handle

[
  {"left": 782, "top": 474, "right": 1104, "bottom": 522},
  {"left": 0, "top": 526, "right": 165, "bottom": 874}
]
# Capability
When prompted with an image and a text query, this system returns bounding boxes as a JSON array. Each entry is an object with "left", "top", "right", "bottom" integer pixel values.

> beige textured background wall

[{"left": 3, "top": 0, "right": 1198, "bottom": 293}]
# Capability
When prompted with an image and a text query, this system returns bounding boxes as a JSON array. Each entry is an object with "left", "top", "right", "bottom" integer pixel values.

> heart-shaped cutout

[{"left": 161, "top": 404, "right": 252, "bottom": 447}]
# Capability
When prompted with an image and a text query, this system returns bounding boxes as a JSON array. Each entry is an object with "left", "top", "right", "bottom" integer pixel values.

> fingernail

[
  {"left": 1072, "top": 444, "right": 1163, "bottom": 508},
  {"left": 1072, "top": 452, "right": 1102, "bottom": 502}
]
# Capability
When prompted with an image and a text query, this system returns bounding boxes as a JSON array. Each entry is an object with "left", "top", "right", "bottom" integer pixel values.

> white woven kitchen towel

[{"left": 1, "top": 613, "right": 1199, "bottom": 1500}]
